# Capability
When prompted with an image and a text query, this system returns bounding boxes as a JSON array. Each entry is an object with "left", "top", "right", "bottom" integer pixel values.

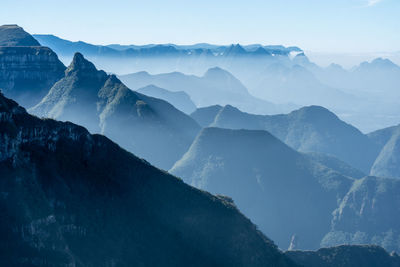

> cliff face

[
  {"left": 0, "top": 25, "right": 65, "bottom": 108},
  {"left": 0, "top": 46, "right": 65, "bottom": 108}
]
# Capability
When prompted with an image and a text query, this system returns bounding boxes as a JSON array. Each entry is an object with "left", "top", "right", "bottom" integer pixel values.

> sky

[{"left": 1, "top": 0, "right": 399, "bottom": 54}]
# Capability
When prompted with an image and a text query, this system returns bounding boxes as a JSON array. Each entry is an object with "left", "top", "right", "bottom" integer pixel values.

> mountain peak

[
  {"left": 203, "top": 67, "right": 234, "bottom": 79},
  {"left": 0, "top": 24, "right": 41, "bottom": 46},
  {"left": 253, "top": 47, "right": 271, "bottom": 55},
  {"left": 66, "top": 52, "right": 99, "bottom": 75},
  {"left": 225, "top": 44, "right": 247, "bottom": 55}
]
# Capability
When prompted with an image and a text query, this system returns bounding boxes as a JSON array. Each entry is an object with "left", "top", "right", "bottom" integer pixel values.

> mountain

[
  {"left": 190, "top": 105, "right": 223, "bottom": 127},
  {"left": 304, "top": 152, "right": 365, "bottom": 179},
  {"left": 210, "top": 105, "right": 379, "bottom": 173},
  {"left": 33, "top": 34, "right": 118, "bottom": 57},
  {"left": 137, "top": 85, "right": 196, "bottom": 114},
  {"left": 0, "top": 25, "right": 65, "bottom": 108},
  {"left": 242, "top": 62, "right": 357, "bottom": 110},
  {"left": 369, "top": 125, "right": 400, "bottom": 179},
  {"left": 30, "top": 53, "right": 200, "bottom": 169},
  {"left": 368, "top": 124, "right": 400, "bottom": 149},
  {"left": 321, "top": 176, "right": 400, "bottom": 253},
  {"left": 0, "top": 92, "right": 297, "bottom": 267},
  {"left": 0, "top": 24, "right": 40, "bottom": 46},
  {"left": 33, "top": 34, "right": 300, "bottom": 58},
  {"left": 171, "top": 127, "right": 353, "bottom": 250},
  {"left": 119, "top": 68, "right": 290, "bottom": 115},
  {"left": 286, "top": 245, "right": 400, "bottom": 267}
]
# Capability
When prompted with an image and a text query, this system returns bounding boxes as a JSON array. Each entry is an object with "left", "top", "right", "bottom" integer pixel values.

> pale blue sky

[{"left": 1, "top": 0, "right": 399, "bottom": 53}]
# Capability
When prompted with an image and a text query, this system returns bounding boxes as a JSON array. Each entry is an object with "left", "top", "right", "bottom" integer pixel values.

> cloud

[{"left": 367, "top": 0, "right": 383, "bottom": 6}]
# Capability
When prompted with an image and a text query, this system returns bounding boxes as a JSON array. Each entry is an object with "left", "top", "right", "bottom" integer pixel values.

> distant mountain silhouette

[
  {"left": 321, "top": 176, "right": 400, "bottom": 253},
  {"left": 0, "top": 92, "right": 297, "bottom": 266},
  {"left": 137, "top": 85, "right": 196, "bottom": 114},
  {"left": 119, "top": 68, "right": 291, "bottom": 115},
  {"left": 210, "top": 104, "right": 379, "bottom": 173},
  {"left": 33, "top": 34, "right": 301, "bottom": 58},
  {"left": 369, "top": 125, "right": 400, "bottom": 179},
  {"left": 30, "top": 53, "right": 200, "bottom": 169},
  {"left": 0, "top": 25, "right": 65, "bottom": 108},
  {"left": 286, "top": 245, "right": 400, "bottom": 267},
  {"left": 171, "top": 127, "right": 353, "bottom": 250}
]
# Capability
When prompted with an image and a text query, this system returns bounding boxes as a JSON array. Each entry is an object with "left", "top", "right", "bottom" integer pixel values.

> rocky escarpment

[
  {"left": 0, "top": 25, "right": 65, "bottom": 108},
  {"left": 0, "top": 92, "right": 297, "bottom": 267}
]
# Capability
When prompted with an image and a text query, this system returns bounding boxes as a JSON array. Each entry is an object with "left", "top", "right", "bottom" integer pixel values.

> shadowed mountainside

[
  {"left": 171, "top": 127, "right": 353, "bottom": 250},
  {"left": 0, "top": 92, "right": 297, "bottom": 267},
  {"left": 207, "top": 104, "right": 379, "bottom": 173}
]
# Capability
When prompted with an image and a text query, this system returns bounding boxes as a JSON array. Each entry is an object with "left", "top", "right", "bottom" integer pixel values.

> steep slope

[
  {"left": 304, "top": 152, "right": 365, "bottom": 179},
  {"left": 0, "top": 25, "right": 66, "bottom": 108},
  {"left": 368, "top": 124, "right": 400, "bottom": 149},
  {"left": 137, "top": 84, "right": 197, "bottom": 114},
  {"left": 0, "top": 92, "right": 297, "bottom": 267},
  {"left": 370, "top": 127, "right": 400, "bottom": 179},
  {"left": 321, "top": 176, "right": 400, "bottom": 253},
  {"left": 119, "top": 68, "right": 285, "bottom": 115},
  {"left": 368, "top": 125, "right": 400, "bottom": 178},
  {"left": 286, "top": 245, "right": 400, "bottom": 267},
  {"left": 30, "top": 53, "right": 200, "bottom": 169},
  {"left": 190, "top": 105, "right": 223, "bottom": 127},
  {"left": 171, "top": 127, "right": 353, "bottom": 250},
  {"left": 211, "top": 105, "right": 379, "bottom": 173}
]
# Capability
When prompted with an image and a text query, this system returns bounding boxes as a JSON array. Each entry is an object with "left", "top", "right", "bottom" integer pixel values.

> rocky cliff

[{"left": 0, "top": 25, "right": 65, "bottom": 108}]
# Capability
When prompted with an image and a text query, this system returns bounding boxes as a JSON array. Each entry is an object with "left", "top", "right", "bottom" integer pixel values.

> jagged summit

[
  {"left": 0, "top": 24, "right": 41, "bottom": 46},
  {"left": 66, "top": 52, "right": 100, "bottom": 74},
  {"left": 224, "top": 44, "right": 247, "bottom": 55}
]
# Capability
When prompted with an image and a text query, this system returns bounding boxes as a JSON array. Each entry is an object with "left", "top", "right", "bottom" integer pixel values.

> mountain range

[
  {"left": 137, "top": 85, "right": 197, "bottom": 114},
  {"left": 119, "top": 68, "right": 295, "bottom": 115},
  {"left": 0, "top": 91, "right": 297, "bottom": 266},
  {"left": 30, "top": 52, "right": 200, "bottom": 169},
  {"left": 32, "top": 32, "right": 400, "bottom": 132},
  {"left": 171, "top": 127, "right": 400, "bottom": 253},
  {"left": 2, "top": 24, "right": 400, "bottom": 265},
  {"left": 171, "top": 127, "right": 353, "bottom": 250},
  {"left": 191, "top": 104, "right": 378, "bottom": 173}
]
